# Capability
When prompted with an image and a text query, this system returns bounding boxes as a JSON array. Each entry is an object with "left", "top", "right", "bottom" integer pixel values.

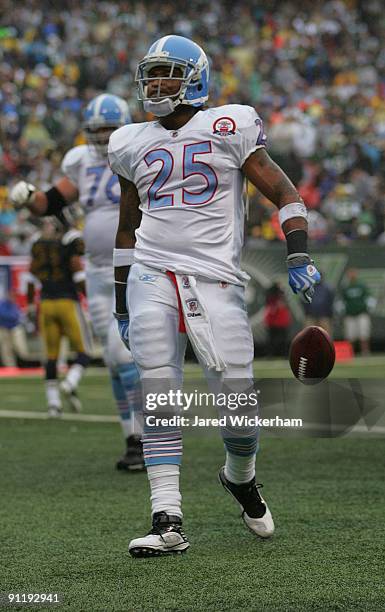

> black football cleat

[
  {"left": 116, "top": 434, "right": 145, "bottom": 472},
  {"left": 129, "top": 511, "right": 190, "bottom": 558},
  {"left": 219, "top": 467, "right": 274, "bottom": 538}
]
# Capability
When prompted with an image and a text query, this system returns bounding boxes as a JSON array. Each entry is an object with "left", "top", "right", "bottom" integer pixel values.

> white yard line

[{"left": 0, "top": 410, "right": 119, "bottom": 423}]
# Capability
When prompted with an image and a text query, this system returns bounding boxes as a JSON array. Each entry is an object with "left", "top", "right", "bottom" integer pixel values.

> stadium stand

[{"left": 0, "top": 0, "right": 384, "bottom": 251}]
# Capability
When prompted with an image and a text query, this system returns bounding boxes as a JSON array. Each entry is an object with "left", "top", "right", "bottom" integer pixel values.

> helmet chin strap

[{"left": 143, "top": 97, "right": 178, "bottom": 117}]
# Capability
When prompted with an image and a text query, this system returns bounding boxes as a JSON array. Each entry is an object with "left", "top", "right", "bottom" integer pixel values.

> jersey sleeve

[
  {"left": 61, "top": 146, "right": 85, "bottom": 185},
  {"left": 108, "top": 127, "right": 133, "bottom": 181},
  {"left": 231, "top": 106, "right": 267, "bottom": 167}
]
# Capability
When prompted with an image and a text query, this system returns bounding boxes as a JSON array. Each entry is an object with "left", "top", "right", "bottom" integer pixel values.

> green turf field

[{"left": 1, "top": 362, "right": 384, "bottom": 611}]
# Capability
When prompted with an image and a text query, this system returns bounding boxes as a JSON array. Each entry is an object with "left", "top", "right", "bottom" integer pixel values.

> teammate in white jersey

[
  {"left": 10, "top": 94, "right": 144, "bottom": 471},
  {"left": 110, "top": 35, "right": 321, "bottom": 556}
]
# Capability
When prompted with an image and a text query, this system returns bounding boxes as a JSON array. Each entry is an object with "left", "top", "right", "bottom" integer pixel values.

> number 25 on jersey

[{"left": 144, "top": 141, "right": 218, "bottom": 209}]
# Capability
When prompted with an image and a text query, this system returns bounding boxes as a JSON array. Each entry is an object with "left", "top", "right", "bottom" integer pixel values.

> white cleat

[
  {"left": 47, "top": 405, "right": 63, "bottom": 419},
  {"left": 129, "top": 512, "right": 190, "bottom": 558},
  {"left": 60, "top": 380, "right": 82, "bottom": 412},
  {"left": 219, "top": 467, "right": 275, "bottom": 538},
  {"left": 243, "top": 503, "right": 275, "bottom": 538}
]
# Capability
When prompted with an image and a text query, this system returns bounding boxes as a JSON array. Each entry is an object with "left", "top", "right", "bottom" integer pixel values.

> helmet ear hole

[{"left": 197, "top": 84, "right": 203, "bottom": 91}]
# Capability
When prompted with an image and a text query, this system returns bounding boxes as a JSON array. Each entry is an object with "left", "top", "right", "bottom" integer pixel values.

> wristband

[
  {"left": 113, "top": 312, "right": 129, "bottom": 320},
  {"left": 45, "top": 186, "right": 68, "bottom": 215},
  {"left": 279, "top": 202, "right": 308, "bottom": 227},
  {"left": 113, "top": 248, "right": 135, "bottom": 267},
  {"left": 285, "top": 229, "right": 308, "bottom": 256}
]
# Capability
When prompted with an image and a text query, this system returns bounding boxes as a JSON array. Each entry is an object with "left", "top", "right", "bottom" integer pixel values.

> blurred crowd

[{"left": 1, "top": 0, "right": 384, "bottom": 253}]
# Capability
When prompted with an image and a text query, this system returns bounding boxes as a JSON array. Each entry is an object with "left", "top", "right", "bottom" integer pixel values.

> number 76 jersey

[
  {"left": 61, "top": 145, "right": 121, "bottom": 267},
  {"left": 108, "top": 104, "right": 266, "bottom": 285}
]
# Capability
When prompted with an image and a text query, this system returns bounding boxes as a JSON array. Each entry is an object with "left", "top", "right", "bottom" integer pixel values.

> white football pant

[{"left": 127, "top": 263, "right": 254, "bottom": 382}]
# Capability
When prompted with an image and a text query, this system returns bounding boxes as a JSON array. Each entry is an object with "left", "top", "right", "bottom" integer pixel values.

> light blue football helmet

[
  {"left": 135, "top": 35, "right": 209, "bottom": 117},
  {"left": 83, "top": 94, "right": 131, "bottom": 155}
]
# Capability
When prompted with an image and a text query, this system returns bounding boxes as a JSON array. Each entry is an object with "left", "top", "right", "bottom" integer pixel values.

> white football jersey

[
  {"left": 61, "top": 145, "right": 121, "bottom": 267},
  {"left": 108, "top": 105, "right": 266, "bottom": 285}
]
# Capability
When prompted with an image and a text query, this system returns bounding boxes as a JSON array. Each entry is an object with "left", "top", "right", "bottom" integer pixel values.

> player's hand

[
  {"left": 114, "top": 312, "right": 130, "bottom": 350},
  {"left": 10, "top": 181, "right": 36, "bottom": 209},
  {"left": 287, "top": 255, "right": 321, "bottom": 304}
]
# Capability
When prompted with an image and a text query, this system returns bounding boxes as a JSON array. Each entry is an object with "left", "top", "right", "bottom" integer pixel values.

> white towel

[{"left": 174, "top": 274, "right": 227, "bottom": 372}]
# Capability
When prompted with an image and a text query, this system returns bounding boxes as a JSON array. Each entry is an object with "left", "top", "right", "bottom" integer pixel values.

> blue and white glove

[
  {"left": 114, "top": 312, "right": 130, "bottom": 350},
  {"left": 287, "top": 255, "right": 321, "bottom": 304}
]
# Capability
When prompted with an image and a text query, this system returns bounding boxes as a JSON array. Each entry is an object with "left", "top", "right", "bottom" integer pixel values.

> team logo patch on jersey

[
  {"left": 139, "top": 274, "right": 157, "bottom": 282},
  {"left": 213, "top": 117, "right": 236, "bottom": 136},
  {"left": 182, "top": 276, "right": 190, "bottom": 288},
  {"left": 186, "top": 299, "right": 198, "bottom": 312},
  {"left": 185, "top": 298, "right": 201, "bottom": 318}
]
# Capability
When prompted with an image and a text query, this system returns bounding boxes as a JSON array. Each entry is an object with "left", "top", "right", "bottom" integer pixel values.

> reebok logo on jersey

[
  {"left": 139, "top": 274, "right": 157, "bottom": 282},
  {"left": 213, "top": 117, "right": 236, "bottom": 136}
]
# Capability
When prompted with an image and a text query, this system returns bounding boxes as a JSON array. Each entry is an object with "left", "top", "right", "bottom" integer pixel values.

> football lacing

[{"left": 298, "top": 356, "right": 308, "bottom": 379}]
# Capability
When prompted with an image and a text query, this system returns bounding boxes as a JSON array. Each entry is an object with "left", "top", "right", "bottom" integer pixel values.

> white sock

[
  {"left": 121, "top": 414, "right": 143, "bottom": 438},
  {"left": 121, "top": 419, "right": 133, "bottom": 438},
  {"left": 45, "top": 381, "right": 61, "bottom": 408},
  {"left": 147, "top": 464, "right": 182, "bottom": 518},
  {"left": 64, "top": 364, "right": 84, "bottom": 391},
  {"left": 224, "top": 452, "right": 256, "bottom": 484}
]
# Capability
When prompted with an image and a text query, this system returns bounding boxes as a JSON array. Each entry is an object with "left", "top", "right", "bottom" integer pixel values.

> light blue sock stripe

[{"left": 145, "top": 456, "right": 181, "bottom": 466}]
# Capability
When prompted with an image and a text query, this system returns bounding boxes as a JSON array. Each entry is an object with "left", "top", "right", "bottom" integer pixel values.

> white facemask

[{"left": 143, "top": 97, "right": 176, "bottom": 117}]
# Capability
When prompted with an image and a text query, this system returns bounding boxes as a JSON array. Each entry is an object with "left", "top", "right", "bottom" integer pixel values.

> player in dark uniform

[{"left": 27, "top": 217, "right": 91, "bottom": 416}]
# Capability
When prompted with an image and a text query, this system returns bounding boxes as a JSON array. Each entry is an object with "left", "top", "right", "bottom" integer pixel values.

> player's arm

[
  {"left": 69, "top": 254, "right": 86, "bottom": 295},
  {"left": 67, "top": 237, "right": 86, "bottom": 295},
  {"left": 114, "top": 175, "right": 142, "bottom": 317},
  {"left": 242, "top": 149, "right": 320, "bottom": 303},
  {"left": 242, "top": 148, "right": 306, "bottom": 233},
  {"left": 10, "top": 177, "right": 78, "bottom": 216}
]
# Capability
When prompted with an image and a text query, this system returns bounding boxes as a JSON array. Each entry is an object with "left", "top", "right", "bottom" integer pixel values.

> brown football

[{"left": 289, "top": 326, "right": 335, "bottom": 385}]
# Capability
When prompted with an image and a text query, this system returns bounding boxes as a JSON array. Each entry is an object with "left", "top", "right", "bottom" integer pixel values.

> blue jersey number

[
  {"left": 144, "top": 141, "right": 217, "bottom": 209},
  {"left": 86, "top": 166, "right": 120, "bottom": 207},
  {"left": 144, "top": 149, "right": 174, "bottom": 208},
  {"left": 183, "top": 142, "right": 217, "bottom": 205}
]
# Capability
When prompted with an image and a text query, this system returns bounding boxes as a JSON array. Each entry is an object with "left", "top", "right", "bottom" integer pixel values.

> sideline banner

[{"left": 0, "top": 256, "right": 30, "bottom": 309}]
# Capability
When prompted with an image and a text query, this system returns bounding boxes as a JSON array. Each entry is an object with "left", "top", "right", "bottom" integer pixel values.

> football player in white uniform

[
  {"left": 10, "top": 94, "right": 144, "bottom": 471},
  {"left": 109, "top": 35, "right": 321, "bottom": 556}
]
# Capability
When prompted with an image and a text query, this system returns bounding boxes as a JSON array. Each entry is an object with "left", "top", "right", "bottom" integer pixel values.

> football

[{"left": 289, "top": 326, "right": 335, "bottom": 384}]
